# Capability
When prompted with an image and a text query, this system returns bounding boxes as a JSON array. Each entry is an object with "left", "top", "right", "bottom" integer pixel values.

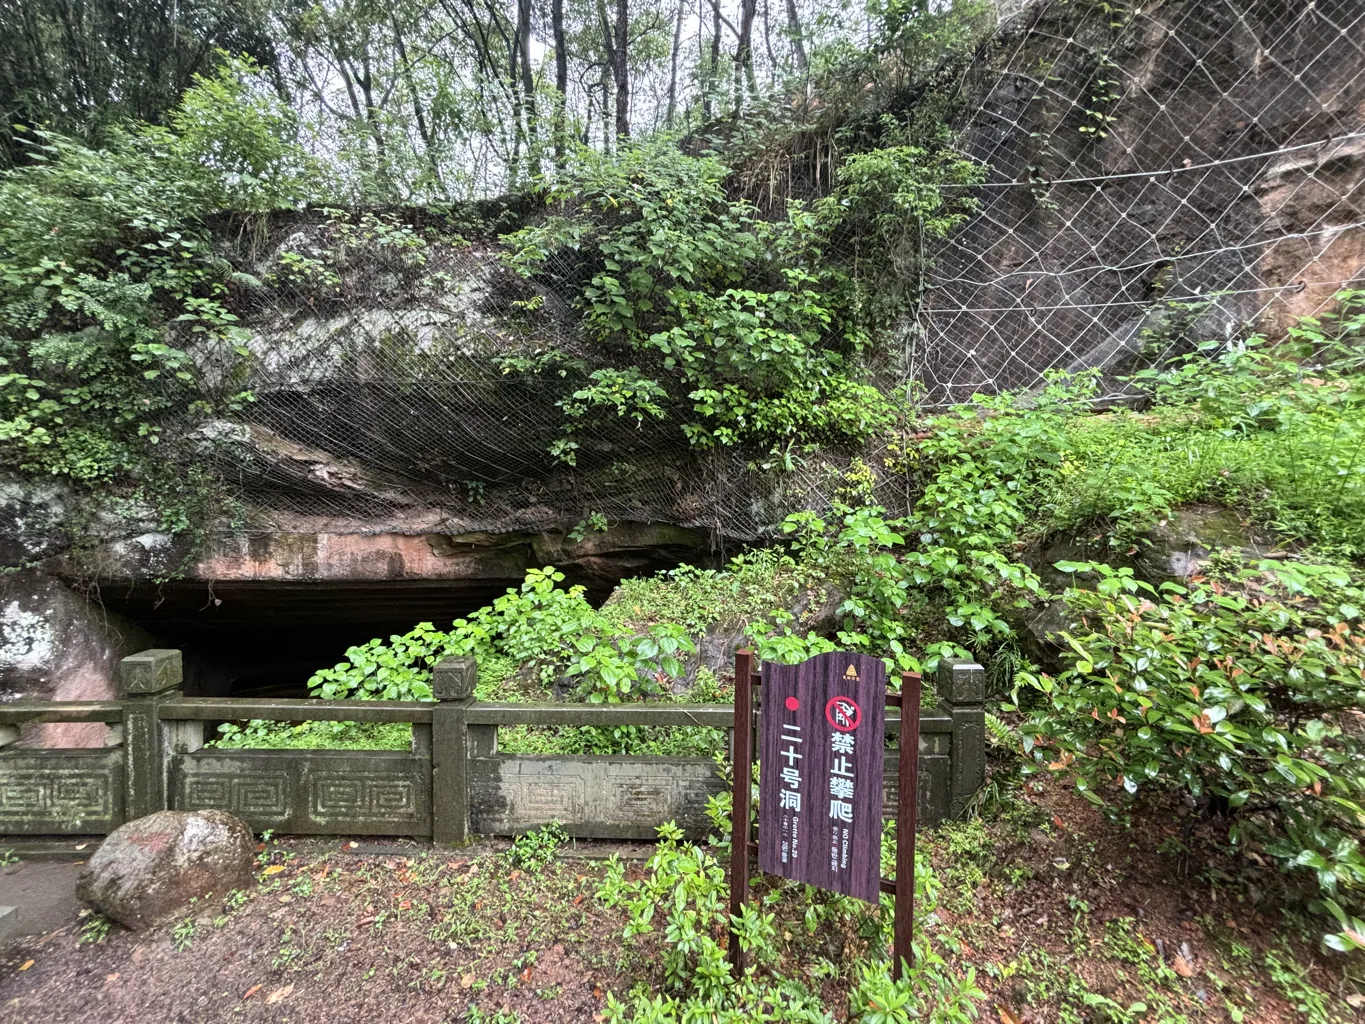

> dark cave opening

[
  {"left": 92, "top": 545, "right": 711, "bottom": 699},
  {"left": 96, "top": 579, "right": 518, "bottom": 698}
]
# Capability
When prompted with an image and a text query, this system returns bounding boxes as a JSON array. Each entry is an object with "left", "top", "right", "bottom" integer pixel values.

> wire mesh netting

[
  {"left": 916, "top": 0, "right": 1365, "bottom": 403},
  {"left": 207, "top": 0, "right": 1365, "bottom": 542}
]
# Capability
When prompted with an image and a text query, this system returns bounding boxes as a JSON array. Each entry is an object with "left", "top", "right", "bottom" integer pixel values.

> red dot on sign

[{"left": 785, "top": 696, "right": 800, "bottom": 711}]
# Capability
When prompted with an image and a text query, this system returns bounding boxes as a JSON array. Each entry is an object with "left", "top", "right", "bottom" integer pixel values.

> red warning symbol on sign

[{"left": 825, "top": 695, "right": 862, "bottom": 732}]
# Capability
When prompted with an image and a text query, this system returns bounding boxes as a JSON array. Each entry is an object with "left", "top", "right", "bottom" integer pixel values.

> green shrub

[
  {"left": 213, "top": 567, "right": 696, "bottom": 748},
  {"left": 595, "top": 802, "right": 981, "bottom": 1024},
  {"left": 1013, "top": 557, "right": 1365, "bottom": 943},
  {"left": 1046, "top": 301, "right": 1365, "bottom": 552},
  {"left": 499, "top": 136, "right": 981, "bottom": 463}
]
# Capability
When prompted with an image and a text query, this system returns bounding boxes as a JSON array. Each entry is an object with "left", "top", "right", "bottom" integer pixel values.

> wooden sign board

[{"left": 756, "top": 651, "right": 886, "bottom": 903}]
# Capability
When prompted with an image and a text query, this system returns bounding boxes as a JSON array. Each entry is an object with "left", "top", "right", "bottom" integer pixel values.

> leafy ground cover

[{"left": 0, "top": 779, "right": 1354, "bottom": 1023}]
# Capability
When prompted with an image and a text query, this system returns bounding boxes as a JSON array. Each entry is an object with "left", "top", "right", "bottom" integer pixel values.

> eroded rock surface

[{"left": 0, "top": 571, "right": 150, "bottom": 747}]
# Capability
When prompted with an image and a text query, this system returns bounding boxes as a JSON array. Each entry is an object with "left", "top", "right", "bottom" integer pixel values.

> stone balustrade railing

[{"left": 0, "top": 650, "right": 985, "bottom": 840}]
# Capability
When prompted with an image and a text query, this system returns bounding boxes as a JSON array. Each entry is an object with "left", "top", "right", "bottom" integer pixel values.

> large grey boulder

[{"left": 76, "top": 810, "right": 255, "bottom": 930}]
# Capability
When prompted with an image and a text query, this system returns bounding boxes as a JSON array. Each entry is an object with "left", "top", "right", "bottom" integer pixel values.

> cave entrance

[
  {"left": 92, "top": 526, "right": 723, "bottom": 700},
  {"left": 98, "top": 577, "right": 539, "bottom": 699}
]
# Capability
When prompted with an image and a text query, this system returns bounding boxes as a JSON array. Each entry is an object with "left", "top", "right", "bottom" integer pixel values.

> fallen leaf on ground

[
  {"left": 1172, "top": 954, "right": 1195, "bottom": 978},
  {"left": 460, "top": 974, "right": 475, "bottom": 989},
  {"left": 356, "top": 916, "right": 376, "bottom": 927},
  {"left": 265, "top": 983, "right": 294, "bottom": 1004},
  {"left": 262, "top": 865, "right": 285, "bottom": 876},
  {"left": 348, "top": 841, "right": 358, "bottom": 849},
  {"left": 508, "top": 870, "right": 523, "bottom": 882},
  {"left": 997, "top": 1006, "right": 1021, "bottom": 1024},
  {"left": 74, "top": 843, "right": 88, "bottom": 851},
  {"left": 18, "top": 961, "right": 33, "bottom": 971},
  {"left": 105, "top": 973, "right": 119, "bottom": 983},
  {"left": 398, "top": 900, "right": 411, "bottom": 910},
  {"left": 520, "top": 966, "right": 533, "bottom": 983},
  {"left": 242, "top": 984, "right": 263, "bottom": 1000}
]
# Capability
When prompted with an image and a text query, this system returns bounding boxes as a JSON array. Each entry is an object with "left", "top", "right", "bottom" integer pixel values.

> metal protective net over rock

[
  {"left": 916, "top": 0, "right": 1365, "bottom": 405},
  {"left": 210, "top": 0, "right": 1365, "bottom": 541}
]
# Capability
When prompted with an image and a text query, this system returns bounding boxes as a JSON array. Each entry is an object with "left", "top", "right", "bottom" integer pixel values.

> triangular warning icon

[{"left": 844, "top": 664, "right": 858, "bottom": 679}]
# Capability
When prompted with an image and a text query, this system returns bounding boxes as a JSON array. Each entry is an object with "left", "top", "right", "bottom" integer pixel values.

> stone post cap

[
  {"left": 431, "top": 655, "right": 478, "bottom": 701},
  {"left": 120, "top": 649, "right": 183, "bottom": 695},
  {"left": 936, "top": 658, "right": 985, "bottom": 706}
]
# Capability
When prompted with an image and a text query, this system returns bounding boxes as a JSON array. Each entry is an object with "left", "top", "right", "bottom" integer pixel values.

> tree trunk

[
  {"left": 736, "top": 0, "right": 758, "bottom": 107},
  {"left": 600, "top": 66, "right": 613, "bottom": 152},
  {"left": 391, "top": 17, "right": 443, "bottom": 191},
  {"left": 552, "top": 0, "right": 568, "bottom": 167},
  {"left": 613, "top": 0, "right": 629, "bottom": 138},
  {"left": 708, "top": 0, "right": 720, "bottom": 118},
  {"left": 516, "top": 0, "right": 540, "bottom": 176},
  {"left": 785, "top": 0, "right": 807, "bottom": 71},
  {"left": 665, "top": 0, "right": 684, "bottom": 127}
]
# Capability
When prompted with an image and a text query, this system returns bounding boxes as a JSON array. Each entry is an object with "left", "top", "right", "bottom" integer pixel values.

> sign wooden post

[{"left": 728, "top": 649, "right": 922, "bottom": 979}]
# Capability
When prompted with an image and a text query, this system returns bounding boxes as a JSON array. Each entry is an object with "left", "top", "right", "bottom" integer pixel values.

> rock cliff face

[
  {"left": 922, "top": 0, "right": 1365, "bottom": 401},
  {"left": 6, "top": 0, "right": 1363, "bottom": 727}
]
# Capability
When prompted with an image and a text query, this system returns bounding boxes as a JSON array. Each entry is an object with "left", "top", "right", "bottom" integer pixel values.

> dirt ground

[{"left": 0, "top": 782, "right": 1359, "bottom": 1024}]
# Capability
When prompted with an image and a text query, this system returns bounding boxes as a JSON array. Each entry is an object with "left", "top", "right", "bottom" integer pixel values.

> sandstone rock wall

[{"left": 921, "top": 0, "right": 1365, "bottom": 401}]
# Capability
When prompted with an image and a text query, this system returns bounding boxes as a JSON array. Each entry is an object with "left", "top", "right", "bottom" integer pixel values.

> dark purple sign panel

[{"left": 757, "top": 651, "right": 885, "bottom": 903}]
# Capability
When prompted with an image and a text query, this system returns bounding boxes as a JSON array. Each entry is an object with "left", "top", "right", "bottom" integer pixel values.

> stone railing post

[
  {"left": 431, "top": 655, "right": 477, "bottom": 845},
  {"left": 937, "top": 658, "right": 986, "bottom": 818},
  {"left": 120, "top": 649, "right": 184, "bottom": 820}
]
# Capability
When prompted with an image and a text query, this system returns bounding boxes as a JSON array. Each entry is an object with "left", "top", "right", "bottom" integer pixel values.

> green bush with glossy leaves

[{"left": 1013, "top": 557, "right": 1365, "bottom": 945}]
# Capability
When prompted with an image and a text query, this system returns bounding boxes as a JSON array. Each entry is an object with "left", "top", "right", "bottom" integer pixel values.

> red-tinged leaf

[
  {"left": 1052, "top": 815, "right": 1066, "bottom": 830},
  {"left": 520, "top": 966, "right": 533, "bottom": 983},
  {"left": 398, "top": 900, "right": 411, "bottom": 910},
  {"left": 508, "top": 870, "right": 523, "bottom": 882},
  {"left": 1172, "top": 954, "right": 1195, "bottom": 978},
  {"left": 242, "top": 984, "right": 263, "bottom": 1000},
  {"left": 998, "top": 1006, "right": 1022, "bottom": 1024}
]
